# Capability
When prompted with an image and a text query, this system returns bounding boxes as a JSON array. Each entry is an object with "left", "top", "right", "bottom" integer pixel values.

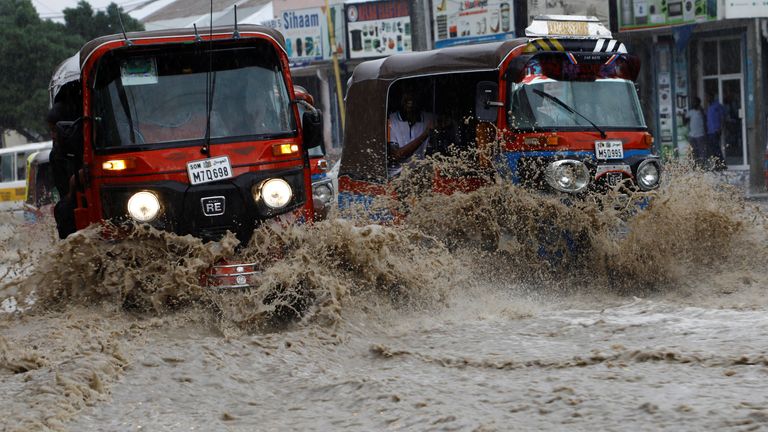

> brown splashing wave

[
  {"left": 3, "top": 160, "right": 766, "bottom": 326},
  {"left": 8, "top": 217, "right": 461, "bottom": 330},
  {"left": 400, "top": 158, "right": 764, "bottom": 291}
]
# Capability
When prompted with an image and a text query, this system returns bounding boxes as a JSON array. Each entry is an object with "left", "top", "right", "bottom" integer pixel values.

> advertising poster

[
  {"left": 432, "top": 0, "right": 516, "bottom": 49},
  {"left": 674, "top": 46, "right": 689, "bottom": 157},
  {"left": 527, "top": 0, "right": 610, "bottom": 28},
  {"left": 327, "top": 5, "right": 346, "bottom": 60},
  {"left": 265, "top": 5, "right": 345, "bottom": 67},
  {"left": 619, "top": 0, "right": 717, "bottom": 31},
  {"left": 656, "top": 43, "right": 675, "bottom": 156},
  {"left": 725, "top": 1, "right": 768, "bottom": 18},
  {"left": 281, "top": 8, "right": 325, "bottom": 64},
  {"left": 345, "top": 0, "right": 412, "bottom": 59}
]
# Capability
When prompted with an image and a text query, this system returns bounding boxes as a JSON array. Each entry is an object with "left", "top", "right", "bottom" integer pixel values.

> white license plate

[
  {"left": 595, "top": 140, "right": 624, "bottom": 160},
  {"left": 186, "top": 156, "right": 233, "bottom": 185}
]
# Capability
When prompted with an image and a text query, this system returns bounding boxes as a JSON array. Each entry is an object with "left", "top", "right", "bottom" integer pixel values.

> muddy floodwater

[{"left": 2, "top": 165, "right": 768, "bottom": 431}]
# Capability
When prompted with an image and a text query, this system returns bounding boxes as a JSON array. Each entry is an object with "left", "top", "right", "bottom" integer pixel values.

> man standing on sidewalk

[
  {"left": 706, "top": 93, "right": 727, "bottom": 170},
  {"left": 684, "top": 96, "right": 707, "bottom": 165}
]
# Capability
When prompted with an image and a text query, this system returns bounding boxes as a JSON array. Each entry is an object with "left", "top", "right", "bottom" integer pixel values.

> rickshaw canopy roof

[
  {"left": 349, "top": 39, "right": 527, "bottom": 85},
  {"left": 49, "top": 24, "right": 285, "bottom": 106},
  {"left": 49, "top": 54, "right": 80, "bottom": 105},
  {"left": 78, "top": 24, "right": 285, "bottom": 68}
]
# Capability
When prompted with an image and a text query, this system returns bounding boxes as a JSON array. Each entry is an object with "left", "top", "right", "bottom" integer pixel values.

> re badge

[{"left": 201, "top": 196, "right": 226, "bottom": 216}]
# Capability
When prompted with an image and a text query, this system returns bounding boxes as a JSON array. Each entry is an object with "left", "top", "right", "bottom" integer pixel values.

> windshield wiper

[
  {"left": 203, "top": 70, "right": 217, "bottom": 152},
  {"left": 531, "top": 88, "right": 607, "bottom": 139},
  {"left": 115, "top": 78, "right": 138, "bottom": 144}
]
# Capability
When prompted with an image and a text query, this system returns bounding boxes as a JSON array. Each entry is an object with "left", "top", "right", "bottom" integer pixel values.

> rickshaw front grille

[{"left": 197, "top": 226, "right": 236, "bottom": 242}]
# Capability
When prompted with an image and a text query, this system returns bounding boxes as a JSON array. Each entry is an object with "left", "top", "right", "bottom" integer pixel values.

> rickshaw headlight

[
  {"left": 253, "top": 178, "right": 293, "bottom": 209},
  {"left": 545, "top": 160, "right": 590, "bottom": 193},
  {"left": 636, "top": 160, "right": 661, "bottom": 190},
  {"left": 127, "top": 191, "right": 161, "bottom": 222},
  {"left": 312, "top": 182, "right": 333, "bottom": 205}
]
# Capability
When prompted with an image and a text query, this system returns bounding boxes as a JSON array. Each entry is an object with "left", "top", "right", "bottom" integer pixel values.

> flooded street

[
  {"left": 4, "top": 1, "right": 768, "bottom": 430},
  {"left": 2, "top": 168, "right": 768, "bottom": 431},
  {"left": 65, "top": 300, "right": 768, "bottom": 431}
]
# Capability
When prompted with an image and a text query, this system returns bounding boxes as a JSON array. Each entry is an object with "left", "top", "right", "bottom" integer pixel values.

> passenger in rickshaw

[
  {"left": 387, "top": 76, "right": 484, "bottom": 174},
  {"left": 386, "top": 86, "right": 435, "bottom": 178}
]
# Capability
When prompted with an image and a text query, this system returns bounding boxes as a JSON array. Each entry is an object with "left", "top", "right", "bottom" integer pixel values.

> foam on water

[
  {"left": 1, "top": 160, "right": 767, "bottom": 430},
  {"left": 2, "top": 159, "right": 766, "bottom": 322}
]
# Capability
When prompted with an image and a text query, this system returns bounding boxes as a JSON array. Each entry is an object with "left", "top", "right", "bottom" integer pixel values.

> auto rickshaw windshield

[
  {"left": 508, "top": 77, "right": 646, "bottom": 131},
  {"left": 92, "top": 41, "right": 297, "bottom": 150}
]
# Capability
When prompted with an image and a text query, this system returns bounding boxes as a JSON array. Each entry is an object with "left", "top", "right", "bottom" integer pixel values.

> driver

[{"left": 387, "top": 90, "right": 435, "bottom": 177}]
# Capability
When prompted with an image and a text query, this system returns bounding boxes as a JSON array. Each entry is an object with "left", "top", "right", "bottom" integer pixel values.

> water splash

[{"left": 0, "top": 158, "right": 764, "bottom": 326}]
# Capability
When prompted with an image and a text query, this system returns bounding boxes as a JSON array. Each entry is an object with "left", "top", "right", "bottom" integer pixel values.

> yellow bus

[{"left": 0, "top": 141, "right": 53, "bottom": 210}]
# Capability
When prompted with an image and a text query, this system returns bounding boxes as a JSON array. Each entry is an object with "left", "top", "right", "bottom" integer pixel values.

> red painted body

[
  {"left": 71, "top": 31, "right": 313, "bottom": 231},
  {"left": 293, "top": 86, "right": 327, "bottom": 177},
  {"left": 340, "top": 39, "right": 657, "bottom": 205}
]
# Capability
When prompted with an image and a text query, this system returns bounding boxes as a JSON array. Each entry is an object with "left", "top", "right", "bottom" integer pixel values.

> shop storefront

[
  {"left": 431, "top": 0, "right": 516, "bottom": 48},
  {"left": 344, "top": 0, "right": 413, "bottom": 59},
  {"left": 268, "top": 2, "right": 348, "bottom": 151},
  {"left": 526, "top": 0, "right": 610, "bottom": 28},
  {"left": 617, "top": 1, "right": 767, "bottom": 192}
]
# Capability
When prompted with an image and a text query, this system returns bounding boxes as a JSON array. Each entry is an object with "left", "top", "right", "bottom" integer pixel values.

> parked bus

[{"left": 0, "top": 141, "right": 53, "bottom": 211}]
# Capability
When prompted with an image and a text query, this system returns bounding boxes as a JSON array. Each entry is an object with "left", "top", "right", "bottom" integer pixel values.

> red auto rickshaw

[
  {"left": 293, "top": 85, "right": 334, "bottom": 220},
  {"left": 338, "top": 16, "right": 660, "bottom": 214},
  {"left": 49, "top": 24, "right": 323, "bottom": 288}
]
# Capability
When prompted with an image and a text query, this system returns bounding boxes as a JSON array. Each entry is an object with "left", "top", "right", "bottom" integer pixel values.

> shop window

[
  {"left": 702, "top": 41, "right": 718, "bottom": 76},
  {"left": 0, "top": 154, "right": 13, "bottom": 182},
  {"left": 719, "top": 39, "right": 741, "bottom": 74},
  {"left": 699, "top": 36, "right": 747, "bottom": 166}
]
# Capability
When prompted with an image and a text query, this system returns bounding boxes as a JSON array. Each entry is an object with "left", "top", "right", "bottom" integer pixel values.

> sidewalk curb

[{"left": 745, "top": 192, "right": 768, "bottom": 202}]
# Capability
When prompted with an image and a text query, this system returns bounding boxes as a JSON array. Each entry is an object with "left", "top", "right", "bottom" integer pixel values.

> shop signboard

[
  {"left": 619, "top": 0, "right": 718, "bottom": 31},
  {"left": 282, "top": 8, "right": 325, "bottom": 64},
  {"left": 345, "top": 0, "right": 412, "bottom": 59},
  {"left": 725, "top": 1, "right": 768, "bottom": 18},
  {"left": 432, "top": 0, "right": 516, "bottom": 48},
  {"left": 674, "top": 45, "right": 690, "bottom": 157},
  {"left": 655, "top": 43, "right": 675, "bottom": 154},
  {"left": 527, "top": 0, "right": 610, "bottom": 29},
  {"left": 266, "top": 6, "right": 346, "bottom": 67}
]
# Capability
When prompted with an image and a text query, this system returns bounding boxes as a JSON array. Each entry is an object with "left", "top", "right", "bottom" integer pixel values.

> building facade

[
  {"left": 618, "top": 1, "right": 767, "bottom": 193},
  {"left": 130, "top": 0, "right": 768, "bottom": 192}
]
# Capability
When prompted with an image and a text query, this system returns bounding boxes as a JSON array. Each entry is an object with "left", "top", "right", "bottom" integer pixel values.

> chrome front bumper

[{"left": 204, "top": 262, "right": 262, "bottom": 289}]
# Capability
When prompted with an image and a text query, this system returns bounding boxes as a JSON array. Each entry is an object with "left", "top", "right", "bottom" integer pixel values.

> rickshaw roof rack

[
  {"left": 50, "top": 25, "right": 285, "bottom": 104},
  {"left": 78, "top": 24, "right": 285, "bottom": 68},
  {"left": 525, "top": 15, "right": 613, "bottom": 40}
]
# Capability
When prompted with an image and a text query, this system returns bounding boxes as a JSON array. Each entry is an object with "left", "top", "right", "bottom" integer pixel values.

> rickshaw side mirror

[
  {"left": 476, "top": 81, "right": 501, "bottom": 123},
  {"left": 55, "top": 119, "right": 83, "bottom": 160},
  {"left": 302, "top": 110, "right": 325, "bottom": 154}
]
